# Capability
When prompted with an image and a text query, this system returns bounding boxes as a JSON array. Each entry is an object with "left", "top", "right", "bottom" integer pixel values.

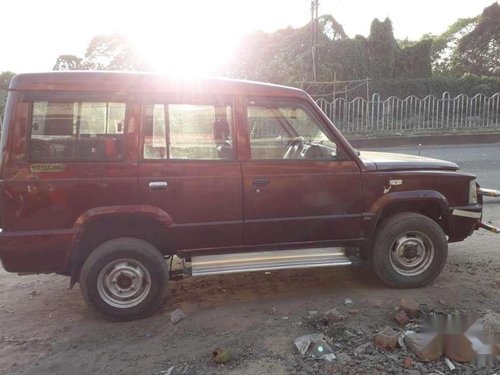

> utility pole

[{"left": 310, "top": 0, "right": 319, "bottom": 82}]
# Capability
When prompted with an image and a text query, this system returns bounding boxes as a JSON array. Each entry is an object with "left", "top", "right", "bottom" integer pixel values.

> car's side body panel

[
  {"left": 241, "top": 160, "right": 362, "bottom": 245},
  {"left": 138, "top": 161, "right": 244, "bottom": 250}
]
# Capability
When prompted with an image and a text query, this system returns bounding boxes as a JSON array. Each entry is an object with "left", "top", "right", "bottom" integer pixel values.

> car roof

[{"left": 9, "top": 71, "right": 308, "bottom": 99}]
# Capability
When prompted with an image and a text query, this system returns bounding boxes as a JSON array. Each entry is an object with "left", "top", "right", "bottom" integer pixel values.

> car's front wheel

[
  {"left": 80, "top": 237, "right": 169, "bottom": 321},
  {"left": 372, "top": 212, "right": 448, "bottom": 288}
]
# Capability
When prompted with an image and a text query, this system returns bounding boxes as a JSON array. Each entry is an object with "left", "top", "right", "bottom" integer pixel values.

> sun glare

[{"left": 129, "top": 3, "right": 240, "bottom": 77}]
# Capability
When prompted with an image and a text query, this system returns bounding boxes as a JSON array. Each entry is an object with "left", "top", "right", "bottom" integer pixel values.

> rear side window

[
  {"left": 143, "top": 102, "right": 234, "bottom": 160},
  {"left": 29, "top": 101, "right": 126, "bottom": 161}
]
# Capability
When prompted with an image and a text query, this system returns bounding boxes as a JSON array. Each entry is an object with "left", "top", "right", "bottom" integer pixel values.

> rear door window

[{"left": 142, "top": 100, "right": 234, "bottom": 161}]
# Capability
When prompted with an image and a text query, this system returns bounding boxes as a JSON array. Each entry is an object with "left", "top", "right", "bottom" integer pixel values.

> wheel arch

[
  {"left": 362, "top": 190, "right": 450, "bottom": 257},
  {"left": 67, "top": 205, "right": 174, "bottom": 288}
]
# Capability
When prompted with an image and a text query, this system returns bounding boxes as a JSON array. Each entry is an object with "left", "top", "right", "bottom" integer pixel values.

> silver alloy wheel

[
  {"left": 97, "top": 259, "right": 151, "bottom": 308},
  {"left": 389, "top": 231, "right": 435, "bottom": 276}
]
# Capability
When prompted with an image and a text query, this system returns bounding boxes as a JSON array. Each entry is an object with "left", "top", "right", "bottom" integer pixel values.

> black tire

[
  {"left": 80, "top": 237, "right": 169, "bottom": 321},
  {"left": 372, "top": 212, "right": 448, "bottom": 288}
]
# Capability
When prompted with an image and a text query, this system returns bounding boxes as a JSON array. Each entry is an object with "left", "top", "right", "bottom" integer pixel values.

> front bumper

[
  {"left": 476, "top": 187, "right": 500, "bottom": 234},
  {"left": 448, "top": 204, "right": 482, "bottom": 242}
]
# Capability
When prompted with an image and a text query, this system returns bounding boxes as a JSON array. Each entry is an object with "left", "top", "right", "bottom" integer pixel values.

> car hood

[{"left": 359, "top": 151, "right": 459, "bottom": 171}]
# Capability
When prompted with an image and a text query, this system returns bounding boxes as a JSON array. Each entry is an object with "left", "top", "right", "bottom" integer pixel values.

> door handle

[
  {"left": 253, "top": 178, "right": 270, "bottom": 187},
  {"left": 253, "top": 178, "right": 270, "bottom": 188},
  {"left": 148, "top": 181, "right": 168, "bottom": 190}
]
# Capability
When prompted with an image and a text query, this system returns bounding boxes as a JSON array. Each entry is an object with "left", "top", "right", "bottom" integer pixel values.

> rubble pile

[{"left": 294, "top": 298, "right": 499, "bottom": 374}]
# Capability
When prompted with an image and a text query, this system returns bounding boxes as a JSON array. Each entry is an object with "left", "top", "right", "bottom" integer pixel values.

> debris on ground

[
  {"left": 481, "top": 310, "right": 500, "bottom": 335},
  {"left": 353, "top": 342, "right": 371, "bottom": 356},
  {"left": 404, "top": 331, "right": 443, "bottom": 362},
  {"left": 171, "top": 308, "right": 186, "bottom": 324},
  {"left": 444, "top": 357, "right": 456, "bottom": 371},
  {"left": 344, "top": 298, "right": 353, "bottom": 305},
  {"left": 394, "top": 310, "right": 410, "bottom": 325},
  {"left": 335, "top": 352, "right": 351, "bottom": 364},
  {"left": 29, "top": 291, "right": 39, "bottom": 299},
  {"left": 310, "top": 339, "right": 336, "bottom": 362},
  {"left": 373, "top": 326, "right": 400, "bottom": 350},
  {"left": 402, "top": 356, "right": 413, "bottom": 369},
  {"left": 294, "top": 333, "right": 325, "bottom": 355},
  {"left": 348, "top": 309, "right": 359, "bottom": 315},
  {"left": 443, "top": 333, "right": 476, "bottom": 362},
  {"left": 158, "top": 366, "right": 174, "bottom": 375},
  {"left": 294, "top": 333, "right": 336, "bottom": 362},
  {"left": 399, "top": 298, "right": 420, "bottom": 317},
  {"left": 324, "top": 308, "right": 345, "bottom": 324},
  {"left": 212, "top": 348, "right": 231, "bottom": 364}
]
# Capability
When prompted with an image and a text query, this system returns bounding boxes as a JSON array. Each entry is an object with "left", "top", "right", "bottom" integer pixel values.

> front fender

[{"left": 362, "top": 190, "right": 450, "bottom": 239}]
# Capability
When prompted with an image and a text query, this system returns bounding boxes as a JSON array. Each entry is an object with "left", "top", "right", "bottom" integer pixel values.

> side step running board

[{"left": 191, "top": 247, "right": 351, "bottom": 276}]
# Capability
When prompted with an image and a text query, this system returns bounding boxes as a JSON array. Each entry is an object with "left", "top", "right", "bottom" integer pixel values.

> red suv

[{"left": 0, "top": 72, "right": 494, "bottom": 320}]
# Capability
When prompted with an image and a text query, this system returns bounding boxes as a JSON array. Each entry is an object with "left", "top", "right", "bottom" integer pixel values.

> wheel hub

[
  {"left": 389, "top": 232, "right": 435, "bottom": 277},
  {"left": 403, "top": 244, "right": 419, "bottom": 259},
  {"left": 97, "top": 259, "right": 152, "bottom": 308}
]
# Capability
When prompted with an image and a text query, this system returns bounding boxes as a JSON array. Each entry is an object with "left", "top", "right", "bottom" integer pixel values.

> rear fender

[{"left": 67, "top": 205, "right": 174, "bottom": 287}]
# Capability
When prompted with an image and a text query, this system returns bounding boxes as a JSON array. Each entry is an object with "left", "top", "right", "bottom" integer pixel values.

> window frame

[
  {"left": 244, "top": 97, "right": 346, "bottom": 162},
  {"left": 139, "top": 94, "right": 237, "bottom": 163},
  {"left": 24, "top": 92, "right": 131, "bottom": 163}
]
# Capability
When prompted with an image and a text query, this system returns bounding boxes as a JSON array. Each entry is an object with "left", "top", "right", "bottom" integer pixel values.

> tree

[
  {"left": 458, "top": 2, "right": 500, "bottom": 77},
  {"left": 318, "top": 15, "right": 348, "bottom": 41},
  {"left": 84, "top": 34, "right": 145, "bottom": 70},
  {"left": 395, "top": 39, "right": 433, "bottom": 78},
  {"left": 367, "top": 18, "right": 399, "bottom": 79},
  {"left": 427, "top": 17, "right": 479, "bottom": 75},
  {"left": 54, "top": 34, "right": 146, "bottom": 71},
  {"left": 53, "top": 55, "right": 85, "bottom": 70}
]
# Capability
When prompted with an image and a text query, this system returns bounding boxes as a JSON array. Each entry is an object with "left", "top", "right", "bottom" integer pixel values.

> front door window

[{"left": 247, "top": 103, "right": 338, "bottom": 160}]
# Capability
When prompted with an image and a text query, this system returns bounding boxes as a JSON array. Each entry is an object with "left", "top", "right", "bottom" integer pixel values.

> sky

[{"left": 0, "top": 0, "right": 495, "bottom": 74}]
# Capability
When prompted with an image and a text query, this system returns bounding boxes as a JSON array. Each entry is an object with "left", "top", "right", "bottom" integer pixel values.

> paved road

[{"left": 364, "top": 142, "right": 500, "bottom": 193}]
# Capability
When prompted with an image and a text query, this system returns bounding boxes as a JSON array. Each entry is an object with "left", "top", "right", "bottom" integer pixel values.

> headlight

[{"left": 469, "top": 180, "right": 478, "bottom": 205}]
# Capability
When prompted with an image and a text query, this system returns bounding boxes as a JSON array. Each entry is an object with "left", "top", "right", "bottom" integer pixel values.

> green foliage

[
  {"left": 458, "top": 2, "right": 500, "bottom": 77},
  {"left": 367, "top": 18, "right": 398, "bottom": 79},
  {"left": 222, "top": 15, "right": 431, "bottom": 84},
  {"left": 222, "top": 26, "right": 312, "bottom": 83},
  {"left": 428, "top": 2, "right": 500, "bottom": 77},
  {"left": 369, "top": 75, "right": 500, "bottom": 99},
  {"left": 327, "top": 37, "right": 369, "bottom": 79},
  {"left": 53, "top": 55, "right": 85, "bottom": 70},
  {"left": 427, "top": 17, "right": 479, "bottom": 75},
  {"left": 318, "top": 15, "right": 348, "bottom": 40},
  {"left": 395, "top": 39, "right": 433, "bottom": 79},
  {"left": 54, "top": 34, "right": 147, "bottom": 71}
]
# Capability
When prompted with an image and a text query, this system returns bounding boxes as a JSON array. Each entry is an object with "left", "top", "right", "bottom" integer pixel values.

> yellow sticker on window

[{"left": 30, "top": 164, "right": 65, "bottom": 173}]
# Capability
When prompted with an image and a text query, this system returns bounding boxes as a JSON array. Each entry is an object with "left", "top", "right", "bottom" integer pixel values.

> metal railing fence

[{"left": 316, "top": 92, "right": 500, "bottom": 134}]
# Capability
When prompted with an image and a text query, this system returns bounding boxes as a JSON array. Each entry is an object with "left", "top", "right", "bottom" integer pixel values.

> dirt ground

[{"left": 1, "top": 204, "right": 499, "bottom": 375}]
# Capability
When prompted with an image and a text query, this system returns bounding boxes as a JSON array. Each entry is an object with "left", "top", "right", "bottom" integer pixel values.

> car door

[
  {"left": 137, "top": 95, "right": 243, "bottom": 251},
  {"left": 241, "top": 98, "right": 362, "bottom": 246}
]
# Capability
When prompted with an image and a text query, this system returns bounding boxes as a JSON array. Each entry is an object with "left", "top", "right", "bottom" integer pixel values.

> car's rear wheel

[
  {"left": 80, "top": 237, "right": 168, "bottom": 321},
  {"left": 372, "top": 212, "right": 448, "bottom": 288}
]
